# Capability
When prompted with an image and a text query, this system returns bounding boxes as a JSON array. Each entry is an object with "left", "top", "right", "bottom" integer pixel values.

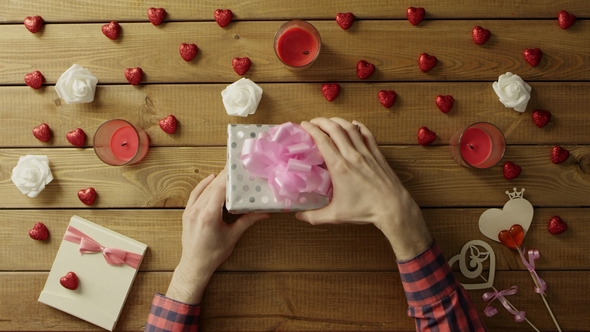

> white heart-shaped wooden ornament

[
  {"left": 478, "top": 188, "right": 533, "bottom": 243},
  {"left": 448, "top": 240, "right": 496, "bottom": 290}
]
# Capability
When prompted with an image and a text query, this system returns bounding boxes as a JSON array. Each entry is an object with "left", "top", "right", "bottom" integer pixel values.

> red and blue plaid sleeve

[
  {"left": 145, "top": 293, "right": 200, "bottom": 332},
  {"left": 397, "top": 242, "right": 487, "bottom": 332}
]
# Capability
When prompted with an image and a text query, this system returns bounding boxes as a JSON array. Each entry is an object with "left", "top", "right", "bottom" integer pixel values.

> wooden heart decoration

[
  {"left": 479, "top": 188, "right": 533, "bottom": 244},
  {"left": 448, "top": 240, "right": 496, "bottom": 290}
]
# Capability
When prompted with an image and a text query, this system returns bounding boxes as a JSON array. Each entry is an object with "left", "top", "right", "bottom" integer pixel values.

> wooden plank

[
  {"left": 1, "top": 208, "right": 588, "bottom": 272},
  {"left": 1, "top": 21, "right": 588, "bottom": 84},
  {"left": 0, "top": 271, "right": 587, "bottom": 331},
  {"left": 1, "top": 146, "right": 589, "bottom": 208},
  {"left": 1, "top": 0, "right": 588, "bottom": 22},
  {"left": 1, "top": 82, "right": 589, "bottom": 148}
]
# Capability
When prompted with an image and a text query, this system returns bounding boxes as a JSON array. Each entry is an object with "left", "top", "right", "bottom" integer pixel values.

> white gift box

[{"left": 38, "top": 215, "right": 147, "bottom": 331}]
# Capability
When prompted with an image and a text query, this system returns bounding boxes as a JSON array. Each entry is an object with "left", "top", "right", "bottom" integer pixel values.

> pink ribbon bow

[
  {"left": 241, "top": 122, "right": 332, "bottom": 209},
  {"left": 518, "top": 247, "right": 547, "bottom": 294},
  {"left": 64, "top": 226, "right": 142, "bottom": 270},
  {"left": 482, "top": 286, "right": 525, "bottom": 322}
]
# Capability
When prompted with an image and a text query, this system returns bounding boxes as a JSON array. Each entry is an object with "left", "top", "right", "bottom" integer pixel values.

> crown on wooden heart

[{"left": 506, "top": 187, "right": 525, "bottom": 200}]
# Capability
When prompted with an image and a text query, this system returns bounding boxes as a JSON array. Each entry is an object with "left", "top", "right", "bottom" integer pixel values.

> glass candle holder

[
  {"left": 93, "top": 119, "right": 149, "bottom": 166},
  {"left": 274, "top": 20, "right": 321, "bottom": 70},
  {"left": 450, "top": 122, "right": 505, "bottom": 169}
]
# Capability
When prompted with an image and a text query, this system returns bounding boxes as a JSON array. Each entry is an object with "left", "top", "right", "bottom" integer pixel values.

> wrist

[
  {"left": 166, "top": 263, "right": 213, "bottom": 305},
  {"left": 379, "top": 205, "right": 433, "bottom": 262}
]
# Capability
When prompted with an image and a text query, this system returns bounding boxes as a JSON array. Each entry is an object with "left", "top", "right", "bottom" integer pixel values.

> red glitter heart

[
  {"left": 24, "top": 70, "right": 44, "bottom": 89},
  {"left": 66, "top": 128, "right": 85, "bottom": 147},
  {"left": 435, "top": 95, "right": 454, "bottom": 113},
  {"left": 498, "top": 224, "right": 525, "bottom": 249},
  {"left": 548, "top": 216, "right": 567, "bottom": 235},
  {"left": 24, "top": 15, "right": 43, "bottom": 33},
  {"left": 159, "top": 115, "right": 178, "bottom": 134},
  {"left": 356, "top": 60, "right": 375, "bottom": 80},
  {"left": 419, "top": 53, "right": 437, "bottom": 72},
  {"left": 148, "top": 7, "right": 166, "bottom": 26},
  {"left": 179, "top": 43, "right": 198, "bottom": 62},
  {"left": 551, "top": 145, "right": 569, "bottom": 164},
  {"left": 417, "top": 126, "right": 436, "bottom": 146},
  {"left": 336, "top": 13, "right": 354, "bottom": 30},
  {"left": 32, "top": 123, "right": 51, "bottom": 142},
  {"left": 232, "top": 57, "right": 251, "bottom": 75},
  {"left": 503, "top": 161, "right": 522, "bottom": 180},
  {"left": 558, "top": 10, "right": 576, "bottom": 29},
  {"left": 321, "top": 83, "right": 340, "bottom": 102},
  {"left": 124, "top": 67, "right": 143, "bottom": 86},
  {"left": 29, "top": 222, "right": 49, "bottom": 241},
  {"left": 532, "top": 110, "right": 551, "bottom": 128},
  {"left": 472, "top": 26, "right": 491, "bottom": 45},
  {"left": 378, "top": 90, "right": 397, "bottom": 108},
  {"left": 406, "top": 7, "right": 425, "bottom": 26},
  {"left": 60, "top": 272, "right": 79, "bottom": 290},
  {"left": 101, "top": 21, "right": 121, "bottom": 40},
  {"left": 78, "top": 187, "right": 97, "bottom": 206},
  {"left": 214, "top": 9, "right": 233, "bottom": 28},
  {"left": 523, "top": 48, "right": 542, "bottom": 67}
]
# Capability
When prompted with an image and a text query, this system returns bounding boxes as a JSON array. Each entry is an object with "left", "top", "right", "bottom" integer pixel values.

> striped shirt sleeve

[
  {"left": 397, "top": 242, "right": 487, "bottom": 332},
  {"left": 145, "top": 293, "right": 200, "bottom": 332}
]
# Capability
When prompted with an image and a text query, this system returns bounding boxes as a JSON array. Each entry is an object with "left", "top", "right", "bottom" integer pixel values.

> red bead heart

[
  {"left": 356, "top": 60, "right": 375, "bottom": 80},
  {"left": 179, "top": 43, "right": 198, "bottom": 62},
  {"left": 503, "top": 161, "right": 522, "bottom": 180},
  {"left": 378, "top": 90, "right": 397, "bottom": 108},
  {"left": 419, "top": 53, "right": 437, "bottom": 72},
  {"left": 548, "top": 216, "right": 567, "bottom": 235},
  {"left": 551, "top": 145, "right": 569, "bottom": 164},
  {"left": 498, "top": 224, "right": 525, "bottom": 249},
  {"left": 101, "top": 21, "right": 121, "bottom": 40},
  {"left": 523, "top": 48, "right": 542, "bottom": 67},
  {"left": 435, "top": 95, "right": 454, "bottom": 113},
  {"left": 336, "top": 12, "right": 354, "bottom": 30},
  {"left": 532, "top": 110, "right": 551, "bottom": 128},
  {"left": 29, "top": 222, "right": 49, "bottom": 241},
  {"left": 214, "top": 9, "right": 233, "bottom": 28},
  {"left": 124, "top": 67, "right": 143, "bottom": 86},
  {"left": 558, "top": 10, "right": 576, "bottom": 29},
  {"left": 406, "top": 7, "right": 425, "bottom": 26},
  {"left": 159, "top": 115, "right": 178, "bottom": 134},
  {"left": 147, "top": 7, "right": 166, "bottom": 26},
  {"left": 24, "top": 15, "right": 43, "bottom": 33},
  {"left": 321, "top": 83, "right": 340, "bottom": 102},
  {"left": 472, "top": 26, "right": 491, "bottom": 45},
  {"left": 66, "top": 128, "right": 85, "bottom": 147},
  {"left": 33, "top": 123, "right": 51, "bottom": 142},
  {"left": 24, "top": 70, "right": 44, "bottom": 89},
  {"left": 60, "top": 272, "right": 79, "bottom": 290},
  {"left": 78, "top": 187, "right": 97, "bottom": 206},
  {"left": 232, "top": 57, "right": 251, "bottom": 75},
  {"left": 417, "top": 126, "right": 436, "bottom": 146}
]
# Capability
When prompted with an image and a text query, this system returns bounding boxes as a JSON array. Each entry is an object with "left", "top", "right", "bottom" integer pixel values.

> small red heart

[
  {"left": 503, "top": 161, "right": 522, "bottom": 180},
  {"left": 321, "top": 83, "right": 340, "bottom": 102},
  {"left": 66, "top": 128, "right": 85, "bottom": 147},
  {"left": 24, "top": 15, "right": 43, "bottom": 33},
  {"left": 406, "top": 7, "right": 425, "bottom": 26},
  {"left": 29, "top": 222, "right": 49, "bottom": 241},
  {"left": 435, "top": 95, "right": 454, "bottom": 113},
  {"left": 24, "top": 70, "right": 44, "bottom": 89},
  {"left": 78, "top": 187, "right": 97, "bottom": 206},
  {"left": 532, "top": 110, "right": 551, "bottom": 128},
  {"left": 558, "top": 10, "right": 576, "bottom": 29},
  {"left": 417, "top": 126, "right": 436, "bottom": 146},
  {"left": 498, "top": 224, "right": 525, "bottom": 249},
  {"left": 378, "top": 90, "right": 397, "bottom": 108},
  {"left": 356, "top": 60, "right": 375, "bottom": 80},
  {"left": 523, "top": 48, "right": 542, "bottom": 67},
  {"left": 33, "top": 123, "right": 51, "bottom": 142},
  {"left": 101, "top": 21, "right": 121, "bottom": 40},
  {"left": 214, "top": 9, "right": 233, "bottom": 28},
  {"left": 551, "top": 145, "right": 569, "bottom": 164},
  {"left": 60, "top": 272, "right": 79, "bottom": 290},
  {"left": 147, "top": 7, "right": 166, "bottom": 26},
  {"left": 472, "top": 26, "right": 491, "bottom": 45},
  {"left": 179, "top": 43, "right": 198, "bottom": 62},
  {"left": 419, "top": 53, "right": 437, "bottom": 72},
  {"left": 336, "top": 12, "right": 354, "bottom": 30},
  {"left": 159, "top": 115, "right": 178, "bottom": 134},
  {"left": 124, "top": 67, "right": 143, "bottom": 86},
  {"left": 548, "top": 216, "right": 567, "bottom": 235},
  {"left": 232, "top": 57, "right": 251, "bottom": 75}
]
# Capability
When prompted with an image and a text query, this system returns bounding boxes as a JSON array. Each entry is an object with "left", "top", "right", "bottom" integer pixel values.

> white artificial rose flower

[
  {"left": 492, "top": 72, "right": 532, "bottom": 113},
  {"left": 11, "top": 155, "right": 54, "bottom": 198},
  {"left": 221, "top": 78, "right": 263, "bottom": 117},
  {"left": 55, "top": 64, "right": 98, "bottom": 104}
]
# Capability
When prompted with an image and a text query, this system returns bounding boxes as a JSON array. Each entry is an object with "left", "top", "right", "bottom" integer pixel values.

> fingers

[
  {"left": 231, "top": 213, "right": 270, "bottom": 237},
  {"left": 309, "top": 118, "right": 360, "bottom": 159},
  {"left": 295, "top": 206, "right": 340, "bottom": 225},
  {"left": 301, "top": 121, "right": 342, "bottom": 166},
  {"left": 187, "top": 174, "right": 215, "bottom": 207},
  {"left": 329, "top": 117, "right": 372, "bottom": 156},
  {"left": 203, "top": 168, "right": 228, "bottom": 213},
  {"left": 352, "top": 120, "right": 389, "bottom": 168}
]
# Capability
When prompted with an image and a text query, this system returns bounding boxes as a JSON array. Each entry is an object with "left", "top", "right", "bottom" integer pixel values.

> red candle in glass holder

[
  {"left": 93, "top": 119, "right": 149, "bottom": 166},
  {"left": 274, "top": 20, "right": 321, "bottom": 69},
  {"left": 450, "top": 122, "right": 505, "bottom": 168}
]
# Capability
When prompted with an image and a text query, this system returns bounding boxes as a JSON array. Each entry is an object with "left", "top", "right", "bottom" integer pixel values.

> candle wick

[
  {"left": 303, "top": 50, "right": 309, "bottom": 55},
  {"left": 121, "top": 142, "right": 127, "bottom": 147},
  {"left": 469, "top": 144, "right": 474, "bottom": 150}
]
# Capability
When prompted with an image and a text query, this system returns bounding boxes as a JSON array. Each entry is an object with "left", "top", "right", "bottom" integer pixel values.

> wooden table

[{"left": 1, "top": 1, "right": 589, "bottom": 331}]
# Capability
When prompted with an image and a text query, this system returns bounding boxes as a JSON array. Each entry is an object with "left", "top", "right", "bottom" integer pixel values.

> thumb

[
  {"left": 295, "top": 207, "right": 337, "bottom": 225},
  {"left": 231, "top": 212, "right": 270, "bottom": 236}
]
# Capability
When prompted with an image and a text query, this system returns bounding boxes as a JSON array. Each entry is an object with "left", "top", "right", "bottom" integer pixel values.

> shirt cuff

[{"left": 145, "top": 293, "right": 200, "bottom": 332}]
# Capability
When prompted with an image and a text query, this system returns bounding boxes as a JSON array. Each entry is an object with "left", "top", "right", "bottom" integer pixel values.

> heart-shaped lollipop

[{"left": 498, "top": 224, "right": 525, "bottom": 249}]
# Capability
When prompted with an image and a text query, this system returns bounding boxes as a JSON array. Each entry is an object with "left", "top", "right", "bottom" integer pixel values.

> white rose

[
  {"left": 11, "top": 155, "right": 54, "bottom": 198},
  {"left": 492, "top": 72, "right": 531, "bottom": 113},
  {"left": 221, "top": 78, "right": 263, "bottom": 117},
  {"left": 55, "top": 64, "right": 98, "bottom": 104}
]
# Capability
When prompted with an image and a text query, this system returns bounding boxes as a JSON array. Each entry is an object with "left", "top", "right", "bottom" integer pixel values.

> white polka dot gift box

[{"left": 226, "top": 123, "right": 332, "bottom": 213}]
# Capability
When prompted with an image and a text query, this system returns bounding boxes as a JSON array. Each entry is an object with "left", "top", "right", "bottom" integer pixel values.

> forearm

[{"left": 166, "top": 263, "right": 213, "bottom": 305}]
